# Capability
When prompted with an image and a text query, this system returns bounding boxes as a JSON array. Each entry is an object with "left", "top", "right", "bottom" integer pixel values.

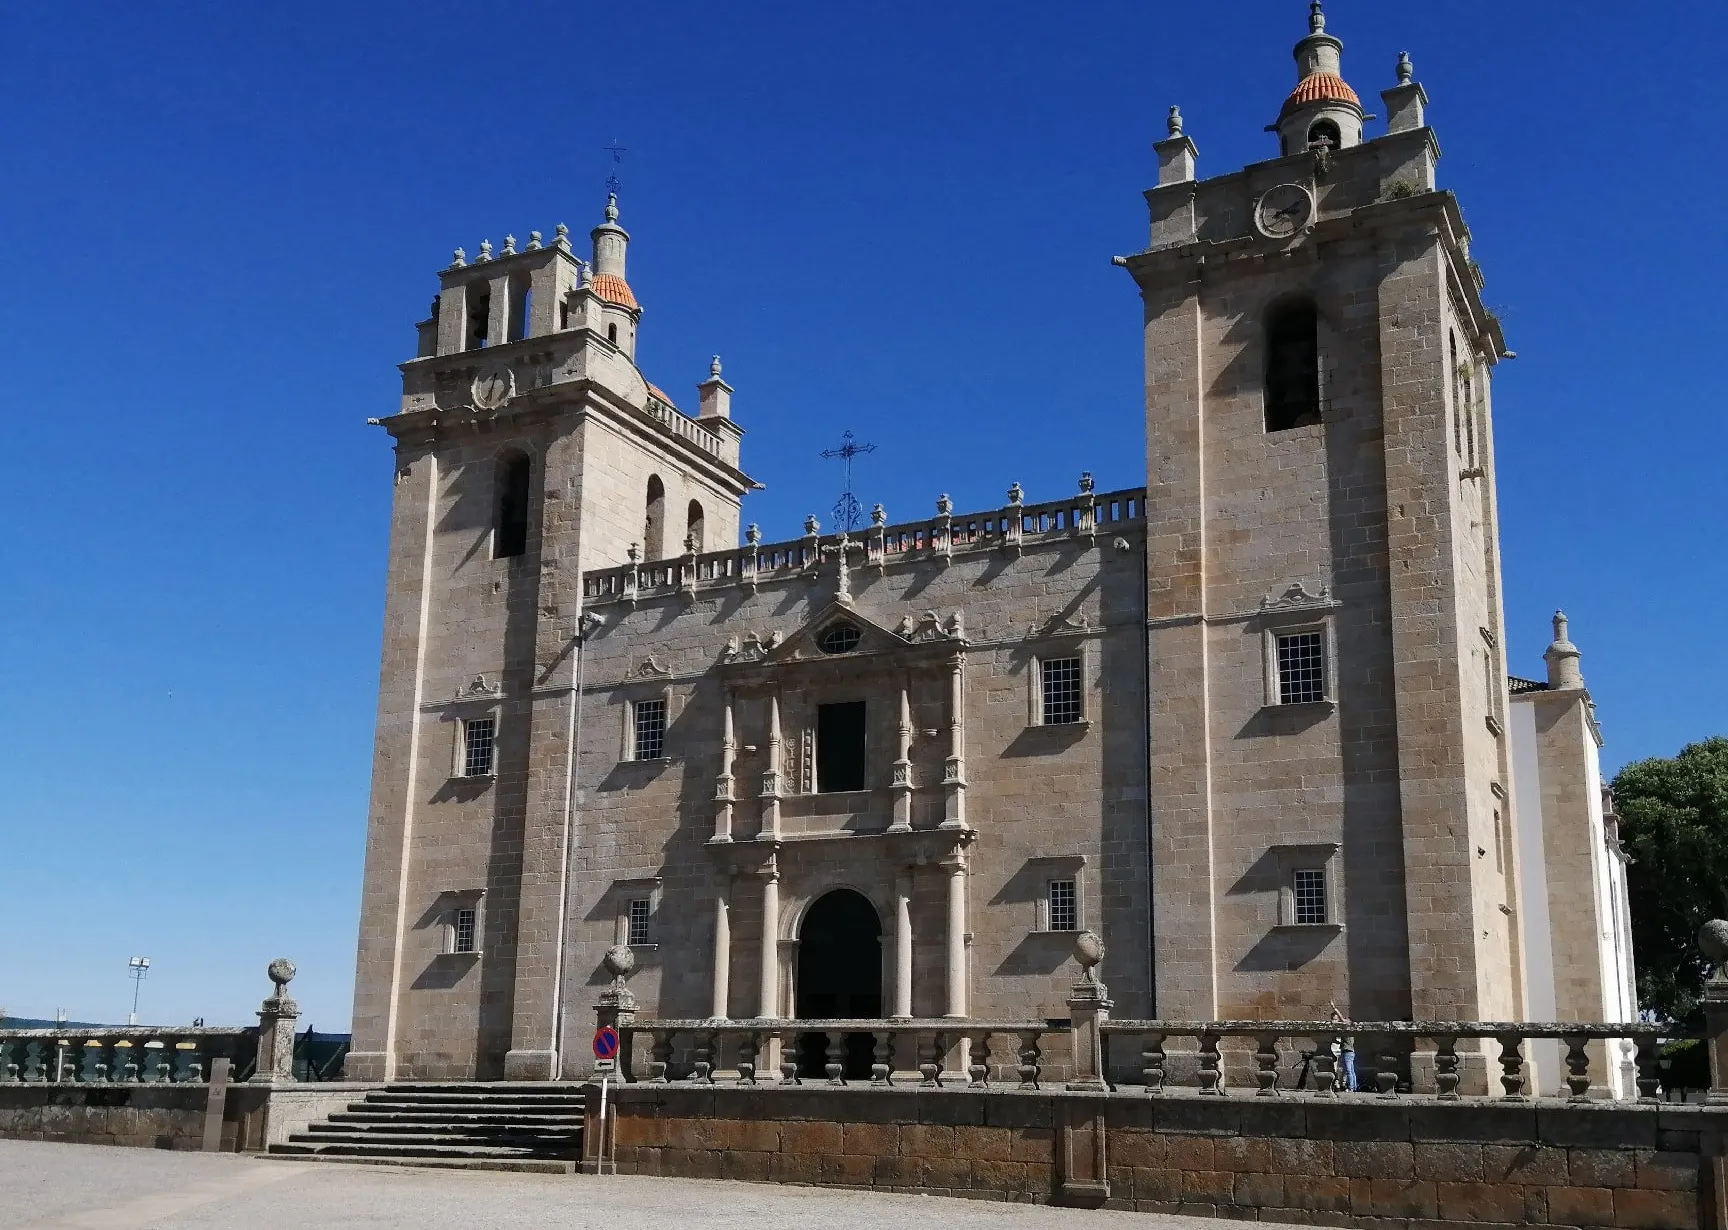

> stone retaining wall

[
  {"left": 0, "top": 1085, "right": 213, "bottom": 1150},
  {"left": 590, "top": 1085, "right": 1726, "bottom": 1229}
]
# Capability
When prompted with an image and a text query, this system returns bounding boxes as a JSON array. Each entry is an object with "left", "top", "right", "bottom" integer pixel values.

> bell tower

[{"left": 1124, "top": 5, "right": 1519, "bottom": 1042}]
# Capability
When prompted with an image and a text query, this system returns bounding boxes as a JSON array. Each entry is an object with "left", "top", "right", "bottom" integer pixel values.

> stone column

[
  {"left": 760, "top": 692, "right": 783, "bottom": 840},
  {"left": 1701, "top": 921, "right": 1728, "bottom": 1104},
  {"left": 943, "top": 852, "right": 968, "bottom": 1018},
  {"left": 250, "top": 959, "right": 300, "bottom": 1086},
  {"left": 758, "top": 864, "right": 781, "bottom": 1018},
  {"left": 713, "top": 691, "right": 736, "bottom": 843},
  {"left": 889, "top": 684, "right": 913, "bottom": 833},
  {"left": 711, "top": 878, "right": 732, "bottom": 1020},
  {"left": 1066, "top": 932, "right": 1113, "bottom": 1092},
  {"left": 941, "top": 656, "right": 967, "bottom": 830},
  {"left": 892, "top": 875, "right": 914, "bottom": 1018}
]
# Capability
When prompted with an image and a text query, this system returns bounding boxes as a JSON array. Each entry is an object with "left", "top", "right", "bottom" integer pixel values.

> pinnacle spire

[{"left": 1309, "top": 0, "right": 1325, "bottom": 34}]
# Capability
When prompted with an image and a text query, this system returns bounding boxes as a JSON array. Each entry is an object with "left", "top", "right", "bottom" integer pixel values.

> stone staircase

[{"left": 267, "top": 1084, "right": 585, "bottom": 1173}]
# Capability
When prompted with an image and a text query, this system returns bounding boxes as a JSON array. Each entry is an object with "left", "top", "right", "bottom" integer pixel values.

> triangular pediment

[{"left": 717, "top": 601, "right": 965, "bottom": 669}]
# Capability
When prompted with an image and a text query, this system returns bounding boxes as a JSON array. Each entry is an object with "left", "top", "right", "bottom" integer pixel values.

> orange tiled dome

[
  {"left": 590, "top": 272, "right": 639, "bottom": 310},
  {"left": 1279, "top": 72, "right": 1361, "bottom": 119}
]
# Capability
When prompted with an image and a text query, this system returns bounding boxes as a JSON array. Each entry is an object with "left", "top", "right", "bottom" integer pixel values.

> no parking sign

[{"left": 593, "top": 1024, "right": 619, "bottom": 1073}]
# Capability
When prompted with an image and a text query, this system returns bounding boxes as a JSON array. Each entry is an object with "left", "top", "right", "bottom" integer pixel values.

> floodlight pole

[{"left": 127, "top": 957, "right": 151, "bottom": 1027}]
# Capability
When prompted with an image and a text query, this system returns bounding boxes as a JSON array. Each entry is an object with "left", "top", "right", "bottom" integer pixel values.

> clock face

[{"left": 1256, "top": 184, "right": 1314, "bottom": 239}]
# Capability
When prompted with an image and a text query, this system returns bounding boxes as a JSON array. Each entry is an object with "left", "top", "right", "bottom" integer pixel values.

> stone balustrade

[
  {"left": 643, "top": 393, "right": 724, "bottom": 458},
  {"left": 581, "top": 481, "right": 1146, "bottom": 602},
  {"left": 0, "top": 1027, "right": 256, "bottom": 1085},
  {"left": 612, "top": 1018, "right": 1070, "bottom": 1088}
]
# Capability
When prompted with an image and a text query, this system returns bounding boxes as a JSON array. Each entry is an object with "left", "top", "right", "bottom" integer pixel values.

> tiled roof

[
  {"left": 1508, "top": 676, "right": 1550, "bottom": 695},
  {"left": 1280, "top": 72, "right": 1361, "bottom": 119},
  {"left": 590, "top": 272, "right": 638, "bottom": 310},
  {"left": 645, "top": 383, "right": 678, "bottom": 410}
]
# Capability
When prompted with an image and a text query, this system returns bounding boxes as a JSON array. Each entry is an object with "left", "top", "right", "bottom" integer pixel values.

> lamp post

[{"left": 127, "top": 956, "right": 151, "bottom": 1026}]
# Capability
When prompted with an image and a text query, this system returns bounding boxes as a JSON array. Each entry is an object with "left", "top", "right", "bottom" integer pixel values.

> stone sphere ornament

[
  {"left": 1074, "top": 930, "right": 1105, "bottom": 981},
  {"left": 603, "top": 944, "right": 636, "bottom": 982},
  {"left": 267, "top": 958, "right": 297, "bottom": 990},
  {"left": 1700, "top": 920, "right": 1728, "bottom": 971}
]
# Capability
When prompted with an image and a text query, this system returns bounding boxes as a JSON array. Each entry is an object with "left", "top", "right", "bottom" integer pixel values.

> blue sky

[{"left": 1, "top": 2, "right": 1720, "bottom": 1030}]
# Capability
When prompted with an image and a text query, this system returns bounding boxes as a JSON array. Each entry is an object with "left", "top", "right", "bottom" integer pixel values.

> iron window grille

[
  {"left": 1293, "top": 868, "right": 1328, "bottom": 925},
  {"left": 817, "top": 622, "right": 862, "bottom": 654},
  {"left": 1276, "top": 631, "right": 1327, "bottom": 705},
  {"left": 452, "top": 907, "right": 478, "bottom": 954},
  {"left": 1048, "top": 879, "right": 1079, "bottom": 932},
  {"left": 633, "top": 699, "right": 667, "bottom": 761},
  {"left": 1040, "top": 657, "right": 1084, "bottom": 725},
  {"left": 462, "top": 717, "right": 496, "bottom": 778},
  {"left": 627, "top": 898, "right": 652, "bottom": 947}
]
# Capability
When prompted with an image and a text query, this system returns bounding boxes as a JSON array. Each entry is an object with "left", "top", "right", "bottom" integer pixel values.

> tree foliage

[{"left": 1613, "top": 736, "right": 1728, "bottom": 1024}]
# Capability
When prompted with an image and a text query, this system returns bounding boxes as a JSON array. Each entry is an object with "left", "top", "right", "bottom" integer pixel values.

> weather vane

[
  {"left": 819, "top": 430, "right": 877, "bottom": 532},
  {"left": 605, "top": 140, "right": 628, "bottom": 195}
]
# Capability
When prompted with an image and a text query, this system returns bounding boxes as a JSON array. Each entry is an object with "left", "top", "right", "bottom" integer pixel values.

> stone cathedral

[{"left": 347, "top": 6, "right": 1638, "bottom": 1089}]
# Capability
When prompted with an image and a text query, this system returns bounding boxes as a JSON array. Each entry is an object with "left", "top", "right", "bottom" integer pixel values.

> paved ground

[{"left": 0, "top": 1139, "right": 1260, "bottom": 1229}]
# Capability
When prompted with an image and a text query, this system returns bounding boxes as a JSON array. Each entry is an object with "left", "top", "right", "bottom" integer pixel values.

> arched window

[
  {"left": 643, "top": 475, "right": 666, "bottom": 559},
  {"left": 465, "top": 280, "right": 491, "bottom": 351},
  {"left": 607, "top": 322, "right": 618, "bottom": 345},
  {"left": 1307, "top": 119, "right": 1341, "bottom": 151},
  {"left": 1264, "top": 302, "right": 1321, "bottom": 432},
  {"left": 494, "top": 451, "right": 532, "bottom": 558},
  {"left": 686, "top": 500, "right": 705, "bottom": 553}
]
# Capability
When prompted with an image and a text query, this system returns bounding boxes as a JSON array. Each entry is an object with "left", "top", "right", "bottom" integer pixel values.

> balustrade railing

[
  {"left": 613, "top": 1019, "right": 1069, "bottom": 1088},
  {"left": 643, "top": 397, "right": 723, "bottom": 459},
  {"left": 0, "top": 1027, "right": 258, "bottom": 1085},
  {"left": 581, "top": 484, "right": 1147, "bottom": 603},
  {"left": 1099, "top": 1020, "right": 1665, "bottom": 1102}
]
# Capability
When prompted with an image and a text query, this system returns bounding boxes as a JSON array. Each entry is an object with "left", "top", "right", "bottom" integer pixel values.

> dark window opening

[
  {"left": 494, "top": 452, "right": 531, "bottom": 558},
  {"left": 465, "top": 281, "right": 491, "bottom": 350},
  {"left": 632, "top": 698, "right": 667, "bottom": 761},
  {"left": 1293, "top": 869, "right": 1328, "bottom": 924},
  {"left": 1276, "top": 631, "right": 1327, "bottom": 704},
  {"left": 794, "top": 889, "right": 882, "bottom": 1078},
  {"left": 559, "top": 299, "right": 572, "bottom": 330},
  {"left": 644, "top": 475, "right": 666, "bottom": 559},
  {"left": 816, "top": 701, "right": 867, "bottom": 793},
  {"left": 506, "top": 271, "right": 531, "bottom": 343},
  {"left": 1265, "top": 302, "right": 1321, "bottom": 431},
  {"left": 686, "top": 499, "right": 705, "bottom": 553},
  {"left": 462, "top": 716, "right": 496, "bottom": 778},
  {"left": 1307, "top": 119, "right": 1341, "bottom": 151},
  {"left": 607, "top": 322, "right": 619, "bottom": 345},
  {"left": 817, "top": 622, "right": 862, "bottom": 655}
]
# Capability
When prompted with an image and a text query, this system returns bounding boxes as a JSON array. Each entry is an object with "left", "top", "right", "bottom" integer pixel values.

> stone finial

[
  {"left": 871, "top": 503, "right": 886, "bottom": 526},
  {"left": 478, "top": 240, "right": 493, "bottom": 262},
  {"left": 452, "top": 247, "right": 467, "bottom": 267},
  {"left": 267, "top": 958, "right": 296, "bottom": 994},
  {"left": 603, "top": 943, "right": 637, "bottom": 985},
  {"left": 503, "top": 234, "right": 517, "bottom": 255},
  {"left": 1309, "top": 0, "right": 1325, "bottom": 34},
  {"left": 1167, "top": 105, "right": 1184, "bottom": 137},
  {"left": 252, "top": 958, "right": 300, "bottom": 1085},
  {"left": 709, "top": 355, "right": 723, "bottom": 378},
  {"left": 1008, "top": 482, "right": 1024, "bottom": 505},
  {"left": 936, "top": 493, "right": 953, "bottom": 516},
  {"left": 746, "top": 522, "right": 761, "bottom": 545},
  {"left": 605, "top": 192, "right": 620, "bottom": 224},
  {"left": 554, "top": 223, "right": 571, "bottom": 250},
  {"left": 627, "top": 542, "right": 641, "bottom": 564},
  {"left": 1544, "top": 609, "right": 1584, "bottom": 690},
  {"left": 804, "top": 514, "right": 820, "bottom": 536},
  {"left": 1396, "top": 51, "right": 1414, "bottom": 84},
  {"left": 527, "top": 230, "right": 543, "bottom": 250},
  {"left": 1078, "top": 471, "right": 1095, "bottom": 495},
  {"left": 684, "top": 534, "right": 698, "bottom": 557}
]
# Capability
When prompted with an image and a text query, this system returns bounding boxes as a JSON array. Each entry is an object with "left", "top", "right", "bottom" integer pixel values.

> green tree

[{"left": 1613, "top": 736, "right": 1728, "bottom": 1023}]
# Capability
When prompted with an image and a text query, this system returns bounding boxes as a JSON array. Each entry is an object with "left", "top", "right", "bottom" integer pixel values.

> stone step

[
  {"left": 272, "top": 1139, "right": 567, "bottom": 1161},
  {"left": 292, "top": 1131, "right": 577, "bottom": 1150},
  {"left": 361, "top": 1094, "right": 586, "bottom": 1110},
  {"left": 263, "top": 1149, "right": 576, "bottom": 1174},
  {"left": 321, "top": 1114, "right": 582, "bottom": 1132},
  {"left": 303, "top": 1122, "right": 579, "bottom": 1139}
]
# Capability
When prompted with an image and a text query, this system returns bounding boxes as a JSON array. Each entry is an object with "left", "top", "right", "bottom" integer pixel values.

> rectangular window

[
  {"left": 632, "top": 698, "right": 667, "bottom": 761},
  {"left": 452, "top": 907, "right": 477, "bottom": 954},
  {"left": 1040, "top": 657, "right": 1084, "bottom": 725},
  {"left": 462, "top": 716, "right": 496, "bottom": 777},
  {"left": 816, "top": 701, "right": 867, "bottom": 793},
  {"left": 627, "top": 898, "right": 651, "bottom": 947},
  {"left": 1048, "top": 879, "right": 1078, "bottom": 932},
  {"left": 1276, "top": 631, "right": 1327, "bottom": 705},
  {"left": 1292, "top": 869, "right": 1328, "bottom": 925}
]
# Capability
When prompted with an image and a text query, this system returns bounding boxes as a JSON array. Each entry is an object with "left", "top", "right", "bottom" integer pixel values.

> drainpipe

[{"left": 549, "top": 609, "right": 604, "bottom": 1075}]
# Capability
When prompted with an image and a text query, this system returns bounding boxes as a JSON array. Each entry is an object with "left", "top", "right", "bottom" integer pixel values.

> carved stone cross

[{"left": 820, "top": 533, "right": 864, "bottom": 605}]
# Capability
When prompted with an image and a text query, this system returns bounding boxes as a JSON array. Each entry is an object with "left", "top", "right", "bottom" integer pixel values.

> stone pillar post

[
  {"left": 893, "top": 875, "right": 914, "bottom": 1019},
  {"left": 943, "top": 852, "right": 968, "bottom": 1019},
  {"left": 941, "top": 655, "right": 968, "bottom": 830},
  {"left": 760, "top": 692, "right": 783, "bottom": 839},
  {"left": 758, "top": 863, "right": 781, "bottom": 1018},
  {"left": 1066, "top": 932, "right": 1113, "bottom": 1092},
  {"left": 713, "top": 691, "right": 736, "bottom": 843},
  {"left": 1701, "top": 921, "right": 1728, "bottom": 1104},
  {"left": 889, "top": 684, "right": 913, "bottom": 833},
  {"left": 250, "top": 959, "right": 300, "bottom": 1086},
  {"left": 711, "top": 878, "right": 732, "bottom": 1020},
  {"left": 594, "top": 945, "right": 638, "bottom": 1080}
]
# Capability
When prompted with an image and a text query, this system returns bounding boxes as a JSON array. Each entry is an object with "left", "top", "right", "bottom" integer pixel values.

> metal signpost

[{"left": 593, "top": 1025, "right": 619, "bottom": 1173}]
